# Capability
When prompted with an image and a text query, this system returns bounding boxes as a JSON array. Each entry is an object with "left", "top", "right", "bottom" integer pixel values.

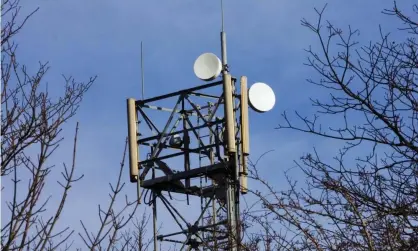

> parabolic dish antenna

[
  {"left": 248, "top": 82, "right": 276, "bottom": 113},
  {"left": 193, "top": 53, "right": 222, "bottom": 81}
]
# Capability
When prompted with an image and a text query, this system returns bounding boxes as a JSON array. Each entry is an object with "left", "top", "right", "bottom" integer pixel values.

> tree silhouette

[{"left": 249, "top": 2, "right": 418, "bottom": 250}]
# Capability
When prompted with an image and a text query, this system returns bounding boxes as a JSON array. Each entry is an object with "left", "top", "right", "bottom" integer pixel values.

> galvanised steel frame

[{"left": 132, "top": 76, "right": 246, "bottom": 250}]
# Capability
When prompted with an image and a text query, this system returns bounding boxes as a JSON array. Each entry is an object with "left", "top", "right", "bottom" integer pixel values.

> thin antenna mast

[
  {"left": 220, "top": 1, "right": 240, "bottom": 250},
  {"left": 220, "top": 0, "right": 227, "bottom": 73},
  {"left": 221, "top": 0, "right": 225, "bottom": 32},
  {"left": 141, "top": 41, "right": 145, "bottom": 100}
]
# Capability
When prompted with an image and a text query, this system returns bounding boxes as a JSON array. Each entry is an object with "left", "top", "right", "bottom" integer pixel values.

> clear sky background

[{"left": 2, "top": 0, "right": 415, "bottom": 249}]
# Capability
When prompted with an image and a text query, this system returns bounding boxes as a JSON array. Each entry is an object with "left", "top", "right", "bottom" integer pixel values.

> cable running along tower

[{"left": 126, "top": 2, "right": 276, "bottom": 250}]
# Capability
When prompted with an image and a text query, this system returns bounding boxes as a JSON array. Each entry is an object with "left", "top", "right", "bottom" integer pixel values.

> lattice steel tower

[{"left": 126, "top": 2, "right": 275, "bottom": 250}]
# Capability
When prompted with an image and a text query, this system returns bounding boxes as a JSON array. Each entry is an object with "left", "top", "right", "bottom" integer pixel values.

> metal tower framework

[{"left": 127, "top": 73, "right": 250, "bottom": 250}]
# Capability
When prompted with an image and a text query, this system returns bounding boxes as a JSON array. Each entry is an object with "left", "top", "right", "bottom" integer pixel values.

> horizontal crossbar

[
  {"left": 137, "top": 80, "right": 223, "bottom": 104},
  {"left": 142, "top": 162, "right": 231, "bottom": 189}
]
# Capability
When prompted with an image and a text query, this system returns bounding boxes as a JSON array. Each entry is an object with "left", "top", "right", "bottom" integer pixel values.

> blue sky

[{"left": 2, "top": 0, "right": 415, "bottom": 249}]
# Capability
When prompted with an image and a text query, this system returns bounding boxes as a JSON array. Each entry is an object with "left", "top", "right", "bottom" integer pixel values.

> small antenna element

[
  {"left": 221, "top": 0, "right": 224, "bottom": 32},
  {"left": 141, "top": 41, "right": 145, "bottom": 100},
  {"left": 169, "top": 134, "right": 183, "bottom": 148},
  {"left": 220, "top": 0, "right": 227, "bottom": 72},
  {"left": 193, "top": 53, "right": 222, "bottom": 81},
  {"left": 248, "top": 82, "right": 276, "bottom": 113}
]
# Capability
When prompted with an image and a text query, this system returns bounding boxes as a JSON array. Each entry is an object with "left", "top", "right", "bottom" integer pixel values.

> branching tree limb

[
  {"left": 78, "top": 138, "right": 140, "bottom": 251},
  {"left": 1, "top": 1, "right": 96, "bottom": 250},
  {"left": 248, "top": 2, "right": 418, "bottom": 251}
]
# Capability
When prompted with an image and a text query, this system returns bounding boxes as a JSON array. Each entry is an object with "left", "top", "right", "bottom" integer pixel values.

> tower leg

[{"left": 226, "top": 178, "right": 238, "bottom": 251}]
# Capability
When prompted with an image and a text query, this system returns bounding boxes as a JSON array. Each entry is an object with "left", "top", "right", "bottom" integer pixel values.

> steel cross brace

[{"left": 155, "top": 191, "right": 227, "bottom": 250}]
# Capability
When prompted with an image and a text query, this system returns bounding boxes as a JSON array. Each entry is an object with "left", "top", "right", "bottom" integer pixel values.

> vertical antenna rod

[
  {"left": 221, "top": 0, "right": 225, "bottom": 32},
  {"left": 220, "top": 1, "right": 240, "bottom": 250},
  {"left": 141, "top": 41, "right": 145, "bottom": 100},
  {"left": 220, "top": 0, "right": 227, "bottom": 72}
]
